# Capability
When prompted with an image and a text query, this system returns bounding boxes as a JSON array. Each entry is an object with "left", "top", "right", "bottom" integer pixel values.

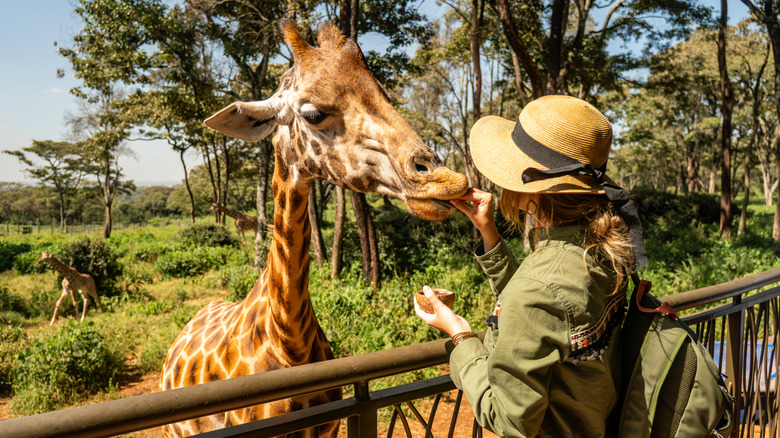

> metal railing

[{"left": 2, "top": 267, "right": 780, "bottom": 438}]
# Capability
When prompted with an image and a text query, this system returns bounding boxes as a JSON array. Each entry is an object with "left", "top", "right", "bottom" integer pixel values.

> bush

[
  {"left": 631, "top": 189, "right": 722, "bottom": 233},
  {"left": 12, "top": 248, "right": 53, "bottom": 274},
  {"left": 0, "top": 324, "right": 28, "bottom": 395},
  {"left": 0, "top": 242, "right": 31, "bottom": 272},
  {"left": 224, "top": 267, "right": 259, "bottom": 302},
  {"left": 0, "top": 285, "right": 27, "bottom": 316},
  {"left": 179, "top": 224, "right": 238, "bottom": 248},
  {"left": 154, "top": 246, "right": 229, "bottom": 278},
  {"left": 11, "top": 321, "right": 126, "bottom": 414},
  {"left": 371, "top": 208, "right": 477, "bottom": 276},
  {"left": 60, "top": 237, "right": 124, "bottom": 298}
]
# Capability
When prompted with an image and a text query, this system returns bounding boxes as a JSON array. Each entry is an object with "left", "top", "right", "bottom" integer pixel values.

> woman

[{"left": 415, "top": 95, "right": 646, "bottom": 437}]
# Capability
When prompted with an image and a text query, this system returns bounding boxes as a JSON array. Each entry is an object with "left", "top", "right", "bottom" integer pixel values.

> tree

[
  {"left": 741, "top": 0, "right": 780, "bottom": 240},
  {"left": 3, "top": 140, "right": 86, "bottom": 229},
  {"left": 58, "top": 0, "right": 165, "bottom": 237},
  {"left": 492, "top": 0, "right": 711, "bottom": 102},
  {"left": 718, "top": 0, "right": 734, "bottom": 239}
]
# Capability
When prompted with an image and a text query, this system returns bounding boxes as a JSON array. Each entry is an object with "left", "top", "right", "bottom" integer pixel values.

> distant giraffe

[
  {"left": 209, "top": 203, "right": 259, "bottom": 241},
  {"left": 36, "top": 252, "right": 105, "bottom": 325},
  {"left": 160, "top": 20, "right": 468, "bottom": 437}
]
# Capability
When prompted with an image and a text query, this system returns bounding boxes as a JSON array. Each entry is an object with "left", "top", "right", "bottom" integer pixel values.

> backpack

[{"left": 613, "top": 276, "right": 735, "bottom": 437}]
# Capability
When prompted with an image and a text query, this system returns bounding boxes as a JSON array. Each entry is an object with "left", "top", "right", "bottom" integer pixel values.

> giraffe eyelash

[{"left": 301, "top": 110, "right": 328, "bottom": 125}]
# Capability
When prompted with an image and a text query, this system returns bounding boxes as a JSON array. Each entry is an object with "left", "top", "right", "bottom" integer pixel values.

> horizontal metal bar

[
  {"left": 680, "top": 286, "right": 780, "bottom": 326},
  {"left": 661, "top": 267, "right": 780, "bottom": 311},
  {"left": 193, "top": 376, "right": 457, "bottom": 438},
  {"left": 0, "top": 337, "right": 456, "bottom": 438}
]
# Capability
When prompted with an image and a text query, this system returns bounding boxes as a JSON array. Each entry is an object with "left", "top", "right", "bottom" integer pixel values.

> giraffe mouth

[{"left": 404, "top": 198, "right": 458, "bottom": 221}]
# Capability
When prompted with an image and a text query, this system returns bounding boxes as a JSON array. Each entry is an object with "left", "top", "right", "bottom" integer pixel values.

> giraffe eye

[{"left": 301, "top": 109, "right": 328, "bottom": 125}]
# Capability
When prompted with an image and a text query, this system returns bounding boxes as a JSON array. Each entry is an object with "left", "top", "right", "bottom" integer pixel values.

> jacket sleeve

[
  {"left": 474, "top": 238, "right": 520, "bottom": 298},
  {"left": 449, "top": 276, "right": 572, "bottom": 438}
]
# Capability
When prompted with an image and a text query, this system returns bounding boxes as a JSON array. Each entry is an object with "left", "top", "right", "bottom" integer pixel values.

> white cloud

[{"left": 42, "top": 87, "right": 63, "bottom": 94}]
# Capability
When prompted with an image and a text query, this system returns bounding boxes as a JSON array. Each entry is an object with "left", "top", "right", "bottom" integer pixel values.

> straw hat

[{"left": 470, "top": 95, "right": 614, "bottom": 194}]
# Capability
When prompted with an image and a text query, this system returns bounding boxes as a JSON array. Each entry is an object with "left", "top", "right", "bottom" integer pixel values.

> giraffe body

[
  {"left": 36, "top": 252, "right": 105, "bottom": 325},
  {"left": 209, "top": 203, "right": 259, "bottom": 241},
  {"left": 161, "top": 20, "right": 468, "bottom": 437}
]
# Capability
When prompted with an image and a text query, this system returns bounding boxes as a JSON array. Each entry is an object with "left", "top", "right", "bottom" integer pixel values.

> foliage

[
  {"left": 372, "top": 207, "right": 477, "bottom": 276},
  {"left": 0, "top": 324, "right": 28, "bottom": 395},
  {"left": 11, "top": 321, "right": 126, "bottom": 414},
  {"left": 0, "top": 241, "right": 31, "bottom": 272},
  {"left": 60, "top": 236, "right": 124, "bottom": 297},
  {"left": 178, "top": 223, "right": 239, "bottom": 248},
  {"left": 154, "top": 246, "right": 230, "bottom": 278},
  {"left": 632, "top": 188, "right": 721, "bottom": 231},
  {"left": 0, "top": 284, "right": 28, "bottom": 317}
]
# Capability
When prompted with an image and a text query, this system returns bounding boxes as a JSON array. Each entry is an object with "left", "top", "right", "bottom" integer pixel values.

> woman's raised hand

[{"left": 450, "top": 188, "right": 500, "bottom": 252}]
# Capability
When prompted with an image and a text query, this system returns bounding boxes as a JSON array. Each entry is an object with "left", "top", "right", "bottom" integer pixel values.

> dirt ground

[{"left": 0, "top": 370, "right": 497, "bottom": 438}]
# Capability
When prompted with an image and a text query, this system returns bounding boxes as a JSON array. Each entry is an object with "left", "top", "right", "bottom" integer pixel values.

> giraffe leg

[
  {"left": 50, "top": 289, "right": 70, "bottom": 326},
  {"left": 79, "top": 294, "right": 90, "bottom": 322},
  {"left": 93, "top": 291, "right": 105, "bottom": 312}
]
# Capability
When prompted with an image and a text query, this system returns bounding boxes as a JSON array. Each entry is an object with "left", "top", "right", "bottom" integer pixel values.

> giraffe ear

[{"left": 204, "top": 101, "right": 282, "bottom": 142}]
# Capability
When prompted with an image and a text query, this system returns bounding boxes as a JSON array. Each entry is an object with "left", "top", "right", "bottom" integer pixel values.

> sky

[{"left": 0, "top": 1, "right": 751, "bottom": 186}]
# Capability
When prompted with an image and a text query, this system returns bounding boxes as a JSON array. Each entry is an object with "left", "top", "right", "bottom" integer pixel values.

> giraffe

[
  {"left": 160, "top": 20, "right": 468, "bottom": 437},
  {"left": 208, "top": 203, "right": 259, "bottom": 241},
  {"left": 36, "top": 252, "right": 105, "bottom": 326}
]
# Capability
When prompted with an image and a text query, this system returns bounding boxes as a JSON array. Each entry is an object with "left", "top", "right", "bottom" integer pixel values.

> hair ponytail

[{"left": 500, "top": 190, "right": 634, "bottom": 294}]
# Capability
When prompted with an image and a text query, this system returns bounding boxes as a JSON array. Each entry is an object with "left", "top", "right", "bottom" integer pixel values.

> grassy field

[{"left": 0, "top": 192, "right": 778, "bottom": 425}]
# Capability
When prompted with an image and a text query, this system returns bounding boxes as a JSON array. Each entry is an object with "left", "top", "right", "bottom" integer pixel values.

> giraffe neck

[
  {"left": 218, "top": 206, "right": 244, "bottom": 220},
  {"left": 45, "top": 256, "right": 75, "bottom": 277},
  {"left": 242, "top": 140, "right": 320, "bottom": 363}
]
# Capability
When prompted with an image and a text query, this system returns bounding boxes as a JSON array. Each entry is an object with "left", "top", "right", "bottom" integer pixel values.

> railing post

[
  {"left": 348, "top": 381, "right": 377, "bottom": 438},
  {"left": 725, "top": 296, "right": 744, "bottom": 438}
]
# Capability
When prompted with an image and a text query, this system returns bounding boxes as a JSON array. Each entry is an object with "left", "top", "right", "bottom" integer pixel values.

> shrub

[
  {"left": 0, "top": 324, "right": 28, "bottom": 395},
  {"left": 11, "top": 321, "right": 126, "bottom": 414},
  {"left": 0, "top": 285, "right": 27, "bottom": 316},
  {"left": 179, "top": 224, "right": 238, "bottom": 248},
  {"left": 371, "top": 207, "right": 477, "bottom": 277},
  {"left": 0, "top": 242, "right": 31, "bottom": 272},
  {"left": 224, "top": 267, "right": 259, "bottom": 302},
  {"left": 154, "top": 246, "right": 229, "bottom": 278},
  {"left": 60, "top": 237, "right": 124, "bottom": 298},
  {"left": 12, "top": 248, "right": 53, "bottom": 274},
  {"left": 631, "top": 189, "right": 722, "bottom": 233}
]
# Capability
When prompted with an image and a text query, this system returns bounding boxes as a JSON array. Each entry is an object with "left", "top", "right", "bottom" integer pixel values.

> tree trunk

[
  {"left": 470, "top": 0, "right": 482, "bottom": 122},
  {"left": 102, "top": 162, "right": 112, "bottom": 239},
  {"left": 351, "top": 191, "right": 379, "bottom": 291},
  {"left": 254, "top": 140, "right": 272, "bottom": 269},
  {"left": 308, "top": 189, "right": 327, "bottom": 269},
  {"left": 179, "top": 148, "right": 196, "bottom": 225},
  {"left": 103, "top": 203, "right": 112, "bottom": 239},
  {"left": 547, "top": 0, "right": 566, "bottom": 94},
  {"left": 58, "top": 190, "right": 66, "bottom": 229},
  {"left": 330, "top": 186, "right": 345, "bottom": 278},
  {"left": 494, "top": 0, "right": 545, "bottom": 99},
  {"left": 718, "top": 0, "right": 733, "bottom": 240}
]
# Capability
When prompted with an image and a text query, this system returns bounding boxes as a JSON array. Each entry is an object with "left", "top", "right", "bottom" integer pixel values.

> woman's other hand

[
  {"left": 415, "top": 285, "right": 472, "bottom": 336},
  {"left": 450, "top": 188, "right": 500, "bottom": 252}
]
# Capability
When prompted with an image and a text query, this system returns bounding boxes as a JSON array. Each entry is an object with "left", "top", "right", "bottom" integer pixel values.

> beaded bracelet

[{"left": 451, "top": 331, "right": 478, "bottom": 346}]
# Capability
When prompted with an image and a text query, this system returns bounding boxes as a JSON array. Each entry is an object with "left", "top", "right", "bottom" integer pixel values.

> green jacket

[{"left": 449, "top": 225, "right": 627, "bottom": 438}]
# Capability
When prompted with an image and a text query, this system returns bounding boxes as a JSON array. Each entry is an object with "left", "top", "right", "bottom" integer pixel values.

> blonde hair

[{"left": 500, "top": 190, "right": 633, "bottom": 294}]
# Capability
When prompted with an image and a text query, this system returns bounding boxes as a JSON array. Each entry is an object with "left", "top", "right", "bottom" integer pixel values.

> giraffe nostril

[{"left": 415, "top": 163, "right": 430, "bottom": 175}]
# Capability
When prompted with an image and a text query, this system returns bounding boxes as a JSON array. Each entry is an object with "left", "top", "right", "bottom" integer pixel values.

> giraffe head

[
  {"left": 208, "top": 203, "right": 218, "bottom": 212},
  {"left": 36, "top": 252, "right": 52, "bottom": 264},
  {"left": 205, "top": 20, "right": 468, "bottom": 220}
]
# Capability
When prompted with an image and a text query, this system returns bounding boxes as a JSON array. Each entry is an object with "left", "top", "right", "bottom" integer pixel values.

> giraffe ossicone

[{"left": 161, "top": 19, "right": 468, "bottom": 437}]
